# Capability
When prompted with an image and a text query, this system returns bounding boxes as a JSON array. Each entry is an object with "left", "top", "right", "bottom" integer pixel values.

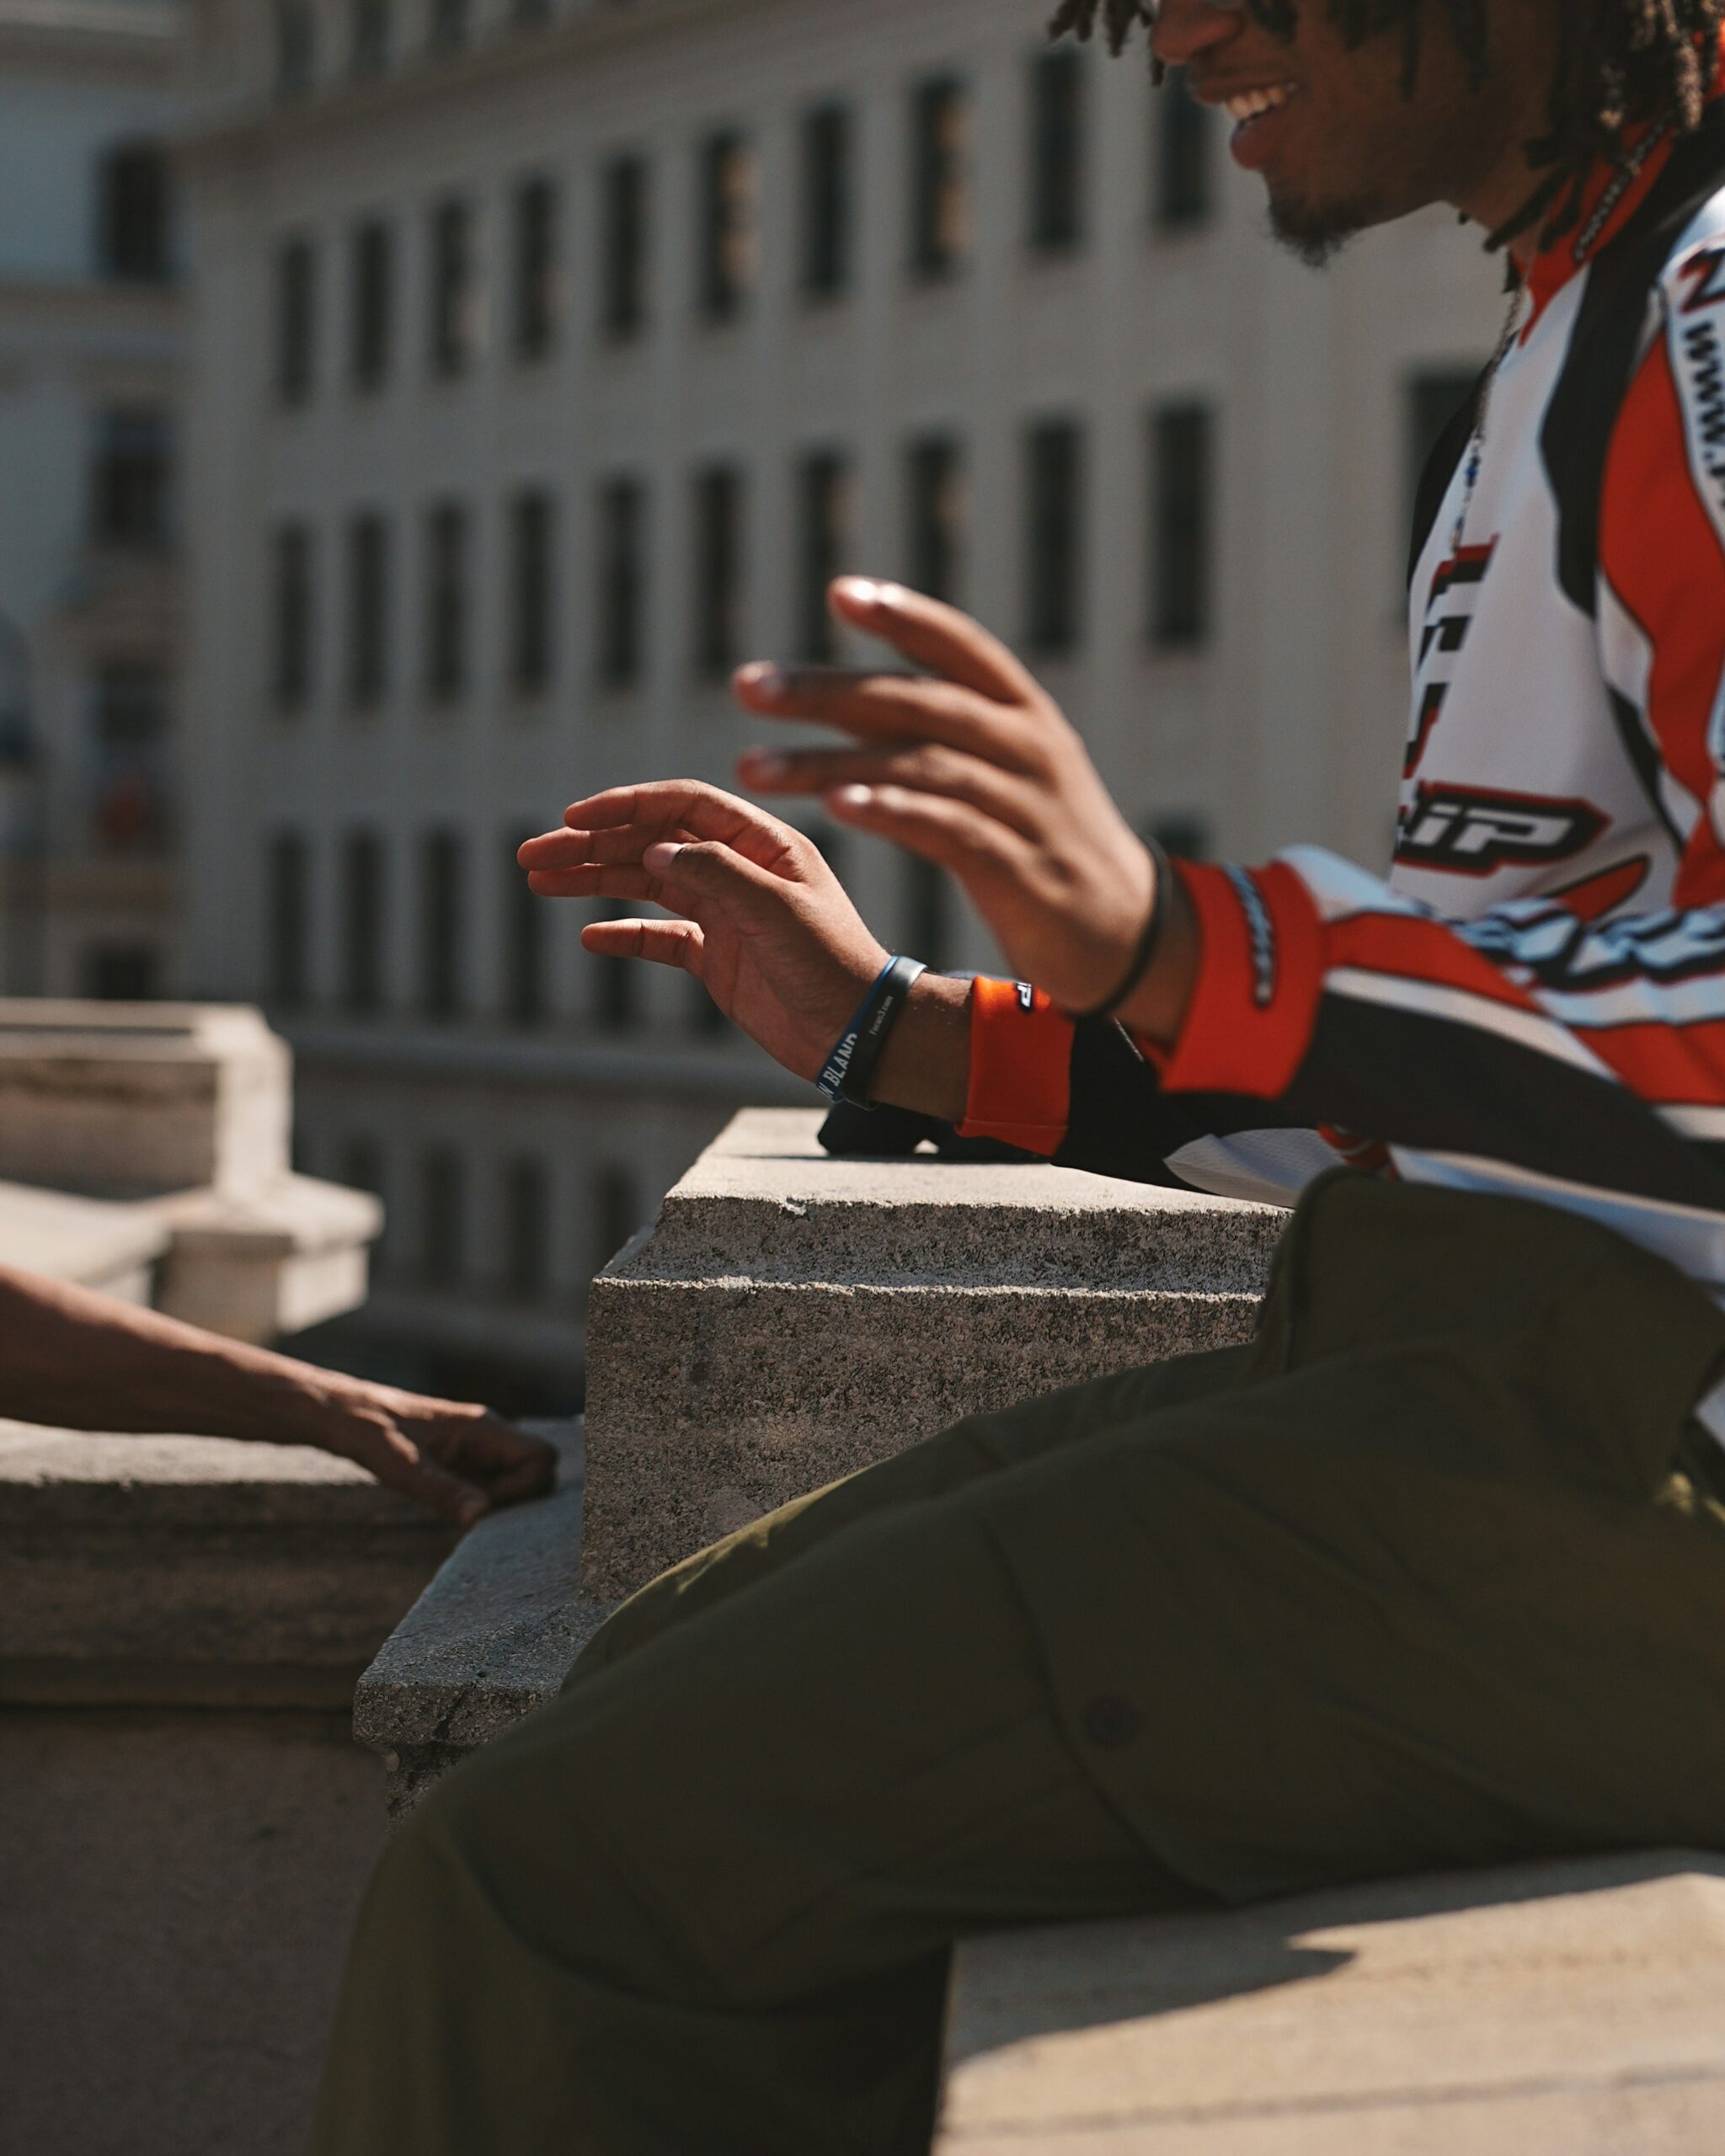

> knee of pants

[{"left": 396, "top": 1728, "right": 731, "bottom": 2009}]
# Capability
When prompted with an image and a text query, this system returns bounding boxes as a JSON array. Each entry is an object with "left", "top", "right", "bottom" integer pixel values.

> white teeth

[{"left": 1225, "top": 83, "right": 1295, "bottom": 125}]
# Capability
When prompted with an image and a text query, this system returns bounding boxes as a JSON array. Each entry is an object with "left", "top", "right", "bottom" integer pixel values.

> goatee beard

[{"left": 1267, "top": 189, "right": 1385, "bottom": 269}]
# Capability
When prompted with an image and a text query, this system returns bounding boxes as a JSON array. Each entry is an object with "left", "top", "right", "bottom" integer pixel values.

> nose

[{"left": 1151, "top": 0, "right": 1244, "bottom": 69}]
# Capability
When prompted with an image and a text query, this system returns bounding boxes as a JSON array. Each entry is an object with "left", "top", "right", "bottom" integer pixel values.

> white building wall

[
  {"left": 179, "top": 0, "right": 1508, "bottom": 1403},
  {"left": 0, "top": 0, "right": 188, "bottom": 1001}
]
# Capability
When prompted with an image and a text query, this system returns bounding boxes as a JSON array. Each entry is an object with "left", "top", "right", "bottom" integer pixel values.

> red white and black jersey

[{"left": 959, "top": 98, "right": 1725, "bottom": 1391}]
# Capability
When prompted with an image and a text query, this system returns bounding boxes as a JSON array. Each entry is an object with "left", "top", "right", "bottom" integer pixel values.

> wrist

[
  {"left": 870, "top": 974, "right": 972, "bottom": 1122},
  {"left": 1114, "top": 859, "right": 1199, "bottom": 1048}
]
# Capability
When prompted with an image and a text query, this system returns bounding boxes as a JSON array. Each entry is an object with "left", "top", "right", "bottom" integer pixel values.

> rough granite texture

[
  {"left": 353, "top": 1422, "right": 608, "bottom": 1812},
  {"left": 0, "top": 1421, "right": 456, "bottom": 1707},
  {"left": 583, "top": 1108, "right": 1284, "bottom": 1598},
  {"left": 936, "top": 1854, "right": 1725, "bottom": 2153}
]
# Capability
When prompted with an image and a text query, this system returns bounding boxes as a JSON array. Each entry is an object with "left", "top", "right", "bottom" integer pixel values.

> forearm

[{"left": 0, "top": 1264, "right": 339, "bottom": 1445}]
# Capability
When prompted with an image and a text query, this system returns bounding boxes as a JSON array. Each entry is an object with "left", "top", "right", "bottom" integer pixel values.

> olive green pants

[{"left": 308, "top": 1174, "right": 1725, "bottom": 2156}]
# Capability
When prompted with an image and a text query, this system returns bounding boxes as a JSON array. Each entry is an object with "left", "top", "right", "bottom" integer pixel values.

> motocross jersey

[{"left": 957, "top": 97, "right": 1725, "bottom": 1418}]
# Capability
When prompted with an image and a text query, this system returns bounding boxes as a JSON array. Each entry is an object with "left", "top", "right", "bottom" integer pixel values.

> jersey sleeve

[
  {"left": 1143, "top": 847, "right": 1725, "bottom": 1215},
  {"left": 1597, "top": 224, "right": 1725, "bottom": 911}
]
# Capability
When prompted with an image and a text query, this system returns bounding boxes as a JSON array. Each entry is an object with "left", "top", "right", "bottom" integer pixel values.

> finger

[
  {"left": 526, "top": 867, "right": 669, "bottom": 904},
  {"left": 439, "top": 1417, "right": 561, "bottom": 1504},
  {"left": 734, "top": 666, "right": 1039, "bottom": 766},
  {"left": 582, "top": 918, "right": 705, "bottom": 972},
  {"left": 560, "top": 782, "right": 812, "bottom": 878},
  {"left": 739, "top": 743, "right": 1044, "bottom": 838},
  {"left": 366, "top": 1433, "right": 491, "bottom": 1529},
  {"left": 827, "top": 578, "right": 1040, "bottom": 704},
  {"left": 825, "top": 782, "right": 1037, "bottom": 893}
]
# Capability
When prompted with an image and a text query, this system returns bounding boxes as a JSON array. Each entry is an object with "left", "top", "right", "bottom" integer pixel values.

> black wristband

[
  {"left": 1066, "top": 839, "right": 1173, "bottom": 1025},
  {"left": 816, "top": 956, "right": 928, "bottom": 1108}
]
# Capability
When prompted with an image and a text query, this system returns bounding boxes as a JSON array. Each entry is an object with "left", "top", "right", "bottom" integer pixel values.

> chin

[{"left": 1266, "top": 183, "right": 1390, "bottom": 268}]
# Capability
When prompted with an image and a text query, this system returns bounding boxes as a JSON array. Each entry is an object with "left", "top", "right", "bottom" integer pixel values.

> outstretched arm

[{"left": 0, "top": 1264, "right": 558, "bottom": 1528}]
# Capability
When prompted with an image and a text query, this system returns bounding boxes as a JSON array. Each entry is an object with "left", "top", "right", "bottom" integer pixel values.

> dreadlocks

[{"left": 1049, "top": 0, "right": 1725, "bottom": 243}]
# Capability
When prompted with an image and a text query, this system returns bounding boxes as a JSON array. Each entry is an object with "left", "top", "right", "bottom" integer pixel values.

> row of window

[
  {"left": 270, "top": 408, "right": 1218, "bottom": 713},
  {"left": 272, "top": 62, "right": 1213, "bottom": 400},
  {"left": 328, "top": 1128, "right": 644, "bottom": 1304},
  {"left": 277, "top": 0, "right": 558, "bottom": 95},
  {"left": 264, "top": 823, "right": 962, "bottom": 1026}
]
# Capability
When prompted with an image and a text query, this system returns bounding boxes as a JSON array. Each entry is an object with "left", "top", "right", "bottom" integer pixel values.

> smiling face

[{"left": 1155, "top": 0, "right": 1557, "bottom": 264}]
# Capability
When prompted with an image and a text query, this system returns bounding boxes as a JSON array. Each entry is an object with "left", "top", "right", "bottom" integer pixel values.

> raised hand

[
  {"left": 518, "top": 783, "right": 891, "bottom": 1081},
  {"left": 733, "top": 579, "right": 1193, "bottom": 1035}
]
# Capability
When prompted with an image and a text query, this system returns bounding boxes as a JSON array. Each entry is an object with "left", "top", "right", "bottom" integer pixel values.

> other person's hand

[
  {"left": 734, "top": 579, "right": 1180, "bottom": 1022},
  {"left": 520, "top": 784, "right": 891, "bottom": 1081},
  {"left": 303, "top": 1382, "right": 559, "bottom": 1529}
]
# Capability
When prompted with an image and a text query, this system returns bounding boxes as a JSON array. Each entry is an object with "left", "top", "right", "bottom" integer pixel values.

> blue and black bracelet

[{"left": 815, "top": 956, "right": 928, "bottom": 1108}]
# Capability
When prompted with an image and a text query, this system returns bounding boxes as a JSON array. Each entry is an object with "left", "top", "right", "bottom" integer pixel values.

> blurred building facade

[
  {"left": 178, "top": 0, "right": 1506, "bottom": 1404},
  {"left": 0, "top": 0, "right": 187, "bottom": 1003}
]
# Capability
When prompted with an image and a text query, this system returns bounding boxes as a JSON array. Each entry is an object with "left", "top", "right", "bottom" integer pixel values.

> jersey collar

[{"left": 1522, "top": 35, "right": 1725, "bottom": 328}]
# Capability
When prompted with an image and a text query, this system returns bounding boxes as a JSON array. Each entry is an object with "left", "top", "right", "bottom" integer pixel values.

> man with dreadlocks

[{"left": 314, "top": 4, "right": 1725, "bottom": 2151}]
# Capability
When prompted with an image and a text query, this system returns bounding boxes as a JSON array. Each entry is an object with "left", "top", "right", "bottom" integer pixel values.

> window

[
  {"left": 904, "top": 856, "right": 953, "bottom": 972},
  {"left": 1148, "top": 812, "right": 1213, "bottom": 862},
  {"left": 1023, "top": 419, "right": 1084, "bottom": 654},
  {"left": 267, "top": 831, "right": 310, "bottom": 1009},
  {"left": 1406, "top": 366, "right": 1482, "bottom": 534},
  {"left": 429, "top": 0, "right": 470, "bottom": 50},
  {"left": 508, "top": 489, "right": 556, "bottom": 696},
  {"left": 429, "top": 199, "right": 476, "bottom": 377},
  {"left": 275, "top": 0, "right": 316, "bottom": 95},
  {"left": 423, "top": 502, "right": 470, "bottom": 704},
  {"left": 347, "top": 513, "right": 392, "bottom": 708},
  {"left": 910, "top": 77, "right": 971, "bottom": 280},
  {"left": 697, "top": 130, "right": 759, "bottom": 323},
  {"left": 350, "top": 0, "right": 391, "bottom": 74},
  {"left": 276, "top": 237, "right": 317, "bottom": 404},
  {"left": 419, "top": 829, "right": 465, "bottom": 1019},
  {"left": 592, "top": 1163, "right": 643, "bottom": 1278},
  {"left": 340, "top": 829, "right": 387, "bottom": 1014},
  {"left": 1156, "top": 77, "right": 1214, "bottom": 230},
  {"left": 794, "top": 451, "right": 852, "bottom": 664},
  {"left": 99, "top": 143, "right": 171, "bottom": 283},
  {"left": 338, "top": 1134, "right": 390, "bottom": 1271},
  {"left": 91, "top": 664, "right": 171, "bottom": 855},
  {"left": 92, "top": 408, "right": 172, "bottom": 549},
  {"left": 272, "top": 524, "right": 317, "bottom": 710},
  {"left": 596, "top": 476, "right": 647, "bottom": 690},
  {"left": 799, "top": 103, "right": 853, "bottom": 300},
  {"left": 503, "top": 1157, "right": 552, "bottom": 1302},
  {"left": 512, "top": 176, "right": 560, "bottom": 360},
  {"left": 83, "top": 945, "right": 160, "bottom": 1001},
  {"left": 350, "top": 219, "right": 394, "bottom": 390},
  {"left": 600, "top": 152, "right": 649, "bottom": 340},
  {"left": 593, "top": 904, "right": 639, "bottom": 1031},
  {"left": 420, "top": 1148, "right": 467, "bottom": 1288},
  {"left": 692, "top": 465, "right": 745, "bottom": 679},
  {"left": 906, "top": 435, "right": 966, "bottom": 605},
  {"left": 1029, "top": 46, "right": 1085, "bottom": 253},
  {"left": 1149, "top": 402, "right": 1215, "bottom": 648},
  {"left": 505, "top": 825, "right": 547, "bottom": 1025}
]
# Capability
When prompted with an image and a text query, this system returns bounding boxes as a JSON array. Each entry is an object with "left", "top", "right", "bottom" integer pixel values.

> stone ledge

[
  {"left": 0, "top": 1421, "right": 458, "bottom": 1709},
  {"left": 352, "top": 1422, "right": 607, "bottom": 1812},
  {"left": 584, "top": 1110, "right": 1283, "bottom": 1600},
  {"left": 936, "top": 1853, "right": 1725, "bottom": 2153}
]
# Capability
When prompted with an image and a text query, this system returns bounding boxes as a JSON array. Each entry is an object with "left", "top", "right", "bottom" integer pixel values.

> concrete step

[{"left": 936, "top": 1854, "right": 1725, "bottom": 2153}]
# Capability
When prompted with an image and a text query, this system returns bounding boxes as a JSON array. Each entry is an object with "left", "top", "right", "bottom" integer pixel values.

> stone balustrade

[
  {"left": 0, "top": 1001, "right": 380, "bottom": 1342},
  {"left": 351, "top": 1106, "right": 1725, "bottom": 2151}
]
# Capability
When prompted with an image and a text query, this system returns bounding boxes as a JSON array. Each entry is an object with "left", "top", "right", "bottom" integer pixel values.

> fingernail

[
  {"left": 644, "top": 841, "right": 685, "bottom": 875},
  {"left": 745, "top": 752, "right": 791, "bottom": 782},
  {"left": 831, "top": 785, "right": 874, "bottom": 813},
  {"left": 834, "top": 577, "right": 884, "bottom": 609},
  {"left": 738, "top": 662, "right": 788, "bottom": 700}
]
